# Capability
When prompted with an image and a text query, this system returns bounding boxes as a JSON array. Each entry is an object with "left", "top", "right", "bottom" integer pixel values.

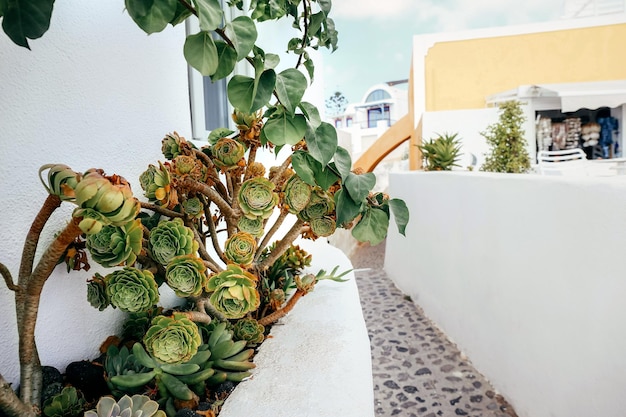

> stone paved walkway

[{"left": 349, "top": 241, "right": 519, "bottom": 417}]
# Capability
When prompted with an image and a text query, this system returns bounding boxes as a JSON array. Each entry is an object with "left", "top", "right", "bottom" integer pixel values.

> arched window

[{"left": 365, "top": 89, "right": 391, "bottom": 103}]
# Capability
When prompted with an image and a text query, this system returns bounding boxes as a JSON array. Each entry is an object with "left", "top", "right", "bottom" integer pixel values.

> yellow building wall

[{"left": 425, "top": 23, "right": 626, "bottom": 111}]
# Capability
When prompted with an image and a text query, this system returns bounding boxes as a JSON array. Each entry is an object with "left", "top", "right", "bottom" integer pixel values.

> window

[
  {"left": 334, "top": 118, "right": 343, "bottom": 128},
  {"left": 368, "top": 106, "right": 390, "bottom": 128},
  {"left": 346, "top": 117, "right": 353, "bottom": 127},
  {"left": 365, "top": 89, "right": 391, "bottom": 103}
]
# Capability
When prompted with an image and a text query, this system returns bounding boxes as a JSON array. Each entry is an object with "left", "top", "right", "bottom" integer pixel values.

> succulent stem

[{"left": 258, "top": 289, "right": 304, "bottom": 326}]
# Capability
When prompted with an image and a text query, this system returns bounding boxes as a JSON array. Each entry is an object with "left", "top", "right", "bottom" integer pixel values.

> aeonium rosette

[
  {"left": 298, "top": 188, "right": 335, "bottom": 222},
  {"left": 282, "top": 174, "right": 312, "bottom": 214},
  {"left": 232, "top": 318, "right": 265, "bottom": 346},
  {"left": 172, "top": 155, "right": 207, "bottom": 182},
  {"left": 224, "top": 232, "right": 257, "bottom": 265},
  {"left": 164, "top": 254, "right": 207, "bottom": 297},
  {"left": 309, "top": 216, "right": 337, "bottom": 237},
  {"left": 73, "top": 169, "right": 140, "bottom": 235},
  {"left": 161, "top": 131, "right": 186, "bottom": 160},
  {"left": 148, "top": 218, "right": 199, "bottom": 266},
  {"left": 86, "top": 219, "right": 143, "bottom": 267},
  {"left": 237, "top": 216, "right": 264, "bottom": 238},
  {"left": 206, "top": 265, "right": 260, "bottom": 319},
  {"left": 139, "top": 162, "right": 177, "bottom": 209},
  {"left": 212, "top": 137, "right": 246, "bottom": 171},
  {"left": 237, "top": 177, "right": 278, "bottom": 220},
  {"left": 39, "top": 164, "right": 81, "bottom": 202},
  {"left": 104, "top": 267, "right": 160, "bottom": 313},
  {"left": 143, "top": 313, "right": 202, "bottom": 364}
]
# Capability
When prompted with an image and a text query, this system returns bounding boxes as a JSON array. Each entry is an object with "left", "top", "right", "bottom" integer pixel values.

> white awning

[{"left": 486, "top": 80, "right": 626, "bottom": 112}]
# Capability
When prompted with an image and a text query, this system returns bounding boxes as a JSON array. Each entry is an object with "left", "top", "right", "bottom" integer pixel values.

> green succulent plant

[
  {"left": 121, "top": 307, "right": 164, "bottom": 342},
  {"left": 182, "top": 197, "right": 204, "bottom": 218},
  {"left": 104, "top": 267, "right": 160, "bottom": 313},
  {"left": 148, "top": 218, "right": 198, "bottom": 266},
  {"left": 72, "top": 168, "right": 140, "bottom": 235},
  {"left": 206, "top": 265, "right": 260, "bottom": 319},
  {"left": 143, "top": 313, "right": 202, "bottom": 364},
  {"left": 164, "top": 255, "right": 207, "bottom": 298},
  {"left": 203, "top": 322, "right": 256, "bottom": 386},
  {"left": 161, "top": 131, "right": 186, "bottom": 160},
  {"left": 42, "top": 386, "right": 85, "bottom": 417},
  {"left": 139, "top": 162, "right": 176, "bottom": 209},
  {"left": 84, "top": 394, "right": 166, "bottom": 417},
  {"left": 298, "top": 188, "right": 335, "bottom": 222},
  {"left": 39, "top": 164, "right": 81, "bottom": 202},
  {"left": 282, "top": 174, "right": 312, "bottom": 214},
  {"left": 237, "top": 176, "right": 278, "bottom": 220},
  {"left": 103, "top": 345, "right": 148, "bottom": 397},
  {"left": 419, "top": 132, "right": 463, "bottom": 171},
  {"left": 232, "top": 318, "right": 265, "bottom": 347},
  {"left": 86, "top": 219, "right": 143, "bottom": 268},
  {"left": 237, "top": 216, "right": 265, "bottom": 238},
  {"left": 86, "top": 274, "right": 109, "bottom": 311},
  {"left": 224, "top": 232, "right": 257, "bottom": 265},
  {"left": 212, "top": 137, "right": 246, "bottom": 171},
  {"left": 309, "top": 216, "right": 337, "bottom": 237}
]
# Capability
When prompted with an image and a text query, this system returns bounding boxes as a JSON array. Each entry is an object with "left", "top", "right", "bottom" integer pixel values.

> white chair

[{"left": 536, "top": 149, "right": 588, "bottom": 176}]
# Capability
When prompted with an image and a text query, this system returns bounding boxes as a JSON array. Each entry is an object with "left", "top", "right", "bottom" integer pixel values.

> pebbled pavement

[{"left": 350, "top": 241, "right": 519, "bottom": 417}]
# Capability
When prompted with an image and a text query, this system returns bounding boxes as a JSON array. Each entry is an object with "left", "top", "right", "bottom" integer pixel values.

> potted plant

[{"left": 0, "top": 1, "right": 409, "bottom": 416}]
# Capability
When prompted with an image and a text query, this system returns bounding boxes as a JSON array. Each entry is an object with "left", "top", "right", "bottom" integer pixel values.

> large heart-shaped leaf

[
  {"left": 291, "top": 151, "right": 319, "bottom": 186},
  {"left": 352, "top": 207, "right": 389, "bottom": 246},
  {"left": 306, "top": 122, "right": 337, "bottom": 167},
  {"left": 344, "top": 172, "right": 375, "bottom": 202},
  {"left": 389, "top": 198, "right": 409, "bottom": 236},
  {"left": 228, "top": 75, "right": 255, "bottom": 112},
  {"left": 251, "top": 69, "right": 276, "bottom": 113},
  {"left": 1, "top": 0, "right": 54, "bottom": 48},
  {"left": 335, "top": 188, "right": 362, "bottom": 227},
  {"left": 275, "top": 68, "right": 307, "bottom": 115},
  {"left": 126, "top": 0, "right": 177, "bottom": 34},
  {"left": 263, "top": 113, "right": 306, "bottom": 146},
  {"left": 299, "top": 102, "right": 322, "bottom": 129},
  {"left": 314, "top": 164, "right": 340, "bottom": 191},
  {"left": 333, "top": 146, "right": 352, "bottom": 180},
  {"left": 211, "top": 41, "right": 237, "bottom": 81},
  {"left": 194, "top": 0, "right": 223, "bottom": 31},
  {"left": 225, "top": 16, "right": 257, "bottom": 61},
  {"left": 184, "top": 31, "right": 218, "bottom": 76}
]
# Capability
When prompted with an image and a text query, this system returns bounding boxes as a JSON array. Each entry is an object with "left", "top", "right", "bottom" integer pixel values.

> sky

[{"left": 321, "top": 0, "right": 565, "bottom": 104}]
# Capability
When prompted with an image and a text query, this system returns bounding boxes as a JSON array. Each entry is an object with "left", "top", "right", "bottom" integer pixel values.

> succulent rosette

[
  {"left": 237, "top": 216, "right": 264, "bottom": 238},
  {"left": 38, "top": 164, "right": 81, "bottom": 201},
  {"left": 212, "top": 137, "right": 246, "bottom": 171},
  {"left": 269, "top": 288, "right": 285, "bottom": 311},
  {"left": 182, "top": 197, "right": 204, "bottom": 218},
  {"left": 143, "top": 313, "right": 202, "bottom": 364},
  {"left": 206, "top": 265, "right": 260, "bottom": 319},
  {"left": 104, "top": 267, "right": 159, "bottom": 313},
  {"left": 73, "top": 169, "right": 140, "bottom": 235},
  {"left": 237, "top": 177, "right": 278, "bottom": 220},
  {"left": 139, "top": 162, "right": 177, "bottom": 209},
  {"left": 148, "top": 218, "right": 198, "bottom": 265},
  {"left": 86, "top": 219, "right": 143, "bottom": 267},
  {"left": 233, "top": 318, "right": 265, "bottom": 346},
  {"left": 165, "top": 255, "right": 207, "bottom": 297},
  {"left": 224, "top": 232, "right": 257, "bottom": 265},
  {"left": 172, "top": 155, "right": 207, "bottom": 181},
  {"left": 87, "top": 274, "right": 109, "bottom": 311},
  {"left": 309, "top": 216, "right": 337, "bottom": 237},
  {"left": 282, "top": 174, "right": 312, "bottom": 214},
  {"left": 298, "top": 188, "right": 335, "bottom": 222},
  {"left": 161, "top": 131, "right": 185, "bottom": 160}
]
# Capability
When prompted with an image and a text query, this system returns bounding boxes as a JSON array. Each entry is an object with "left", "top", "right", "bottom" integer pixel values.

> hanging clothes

[
  {"left": 563, "top": 118, "right": 582, "bottom": 150},
  {"left": 597, "top": 116, "right": 618, "bottom": 158},
  {"left": 536, "top": 117, "right": 552, "bottom": 152}
]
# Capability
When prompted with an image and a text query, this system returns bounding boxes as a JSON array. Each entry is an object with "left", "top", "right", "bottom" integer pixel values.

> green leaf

[
  {"left": 291, "top": 151, "right": 319, "bottom": 186},
  {"left": 314, "top": 165, "right": 340, "bottom": 191},
  {"left": 344, "top": 172, "right": 375, "bottom": 202},
  {"left": 170, "top": 2, "right": 192, "bottom": 26},
  {"left": 208, "top": 127, "right": 235, "bottom": 145},
  {"left": 211, "top": 41, "right": 237, "bottom": 81},
  {"left": 302, "top": 57, "right": 315, "bottom": 83},
  {"left": 264, "top": 53, "right": 280, "bottom": 69},
  {"left": 389, "top": 198, "right": 409, "bottom": 236},
  {"left": 225, "top": 16, "right": 257, "bottom": 61},
  {"left": 194, "top": 0, "right": 223, "bottom": 31},
  {"left": 1, "top": 0, "right": 54, "bottom": 48},
  {"left": 319, "top": 0, "right": 332, "bottom": 14},
  {"left": 308, "top": 11, "right": 324, "bottom": 35},
  {"left": 275, "top": 68, "right": 307, "bottom": 115},
  {"left": 333, "top": 146, "right": 352, "bottom": 179},
  {"left": 352, "top": 207, "right": 389, "bottom": 246},
  {"left": 251, "top": 69, "right": 276, "bottom": 113},
  {"left": 228, "top": 75, "right": 255, "bottom": 112},
  {"left": 126, "top": 0, "right": 178, "bottom": 34},
  {"left": 335, "top": 188, "right": 362, "bottom": 226},
  {"left": 184, "top": 31, "right": 219, "bottom": 76},
  {"left": 263, "top": 112, "right": 306, "bottom": 146},
  {"left": 299, "top": 102, "right": 322, "bottom": 129},
  {"left": 306, "top": 122, "right": 337, "bottom": 167}
]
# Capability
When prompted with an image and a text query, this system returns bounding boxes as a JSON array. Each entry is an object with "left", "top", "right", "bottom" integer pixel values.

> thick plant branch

[
  {"left": 18, "top": 194, "right": 61, "bottom": 283},
  {"left": 203, "top": 204, "right": 227, "bottom": 264},
  {"left": 191, "top": 149, "right": 229, "bottom": 199},
  {"left": 140, "top": 201, "right": 183, "bottom": 218},
  {"left": 179, "top": 310, "right": 212, "bottom": 325},
  {"left": 192, "top": 229, "right": 221, "bottom": 273},
  {"left": 258, "top": 289, "right": 304, "bottom": 326},
  {"left": 183, "top": 178, "right": 238, "bottom": 219},
  {"left": 269, "top": 156, "right": 292, "bottom": 187},
  {"left": 257, "top": 219, "right": 305, "bottom": 270},
  {"left": 0, "top": 263, "right": 20, "bottom": 292},
  {"left": 254, "top": 211, "right": 288, "bottom": 261},
  {"left": 243, "top": 145, "right": 258, "bottom": 181},
  {"left": 0, "top": 373, "right": 35, "bottom": 417}
]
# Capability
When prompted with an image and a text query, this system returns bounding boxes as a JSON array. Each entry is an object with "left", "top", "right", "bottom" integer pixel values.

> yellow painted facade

[{"left": 425, "top": 23, "right": 626, "bottom": 112}]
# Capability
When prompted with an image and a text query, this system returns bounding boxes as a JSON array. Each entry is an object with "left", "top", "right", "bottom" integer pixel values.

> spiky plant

[{"left": 419, "top": 132, "right": 463, "bottom": 171}]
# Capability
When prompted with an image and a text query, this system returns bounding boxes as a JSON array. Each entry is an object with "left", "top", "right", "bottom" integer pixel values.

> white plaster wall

[
  {"left": 0, "top": 2, "right": 191, "bottom": 384},
  {"left": 385, "top": 171, "right": 626, "bottom": 417}
]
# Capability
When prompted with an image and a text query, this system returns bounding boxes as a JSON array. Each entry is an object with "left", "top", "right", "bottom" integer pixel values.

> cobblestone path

[{"left": 350, "top": 242, "right": 519, "bottom": 417}]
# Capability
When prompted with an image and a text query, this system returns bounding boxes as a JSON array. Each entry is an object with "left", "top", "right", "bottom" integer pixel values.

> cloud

[{"left": 331, "top": 0, "right": 562, "bottom": 30}]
